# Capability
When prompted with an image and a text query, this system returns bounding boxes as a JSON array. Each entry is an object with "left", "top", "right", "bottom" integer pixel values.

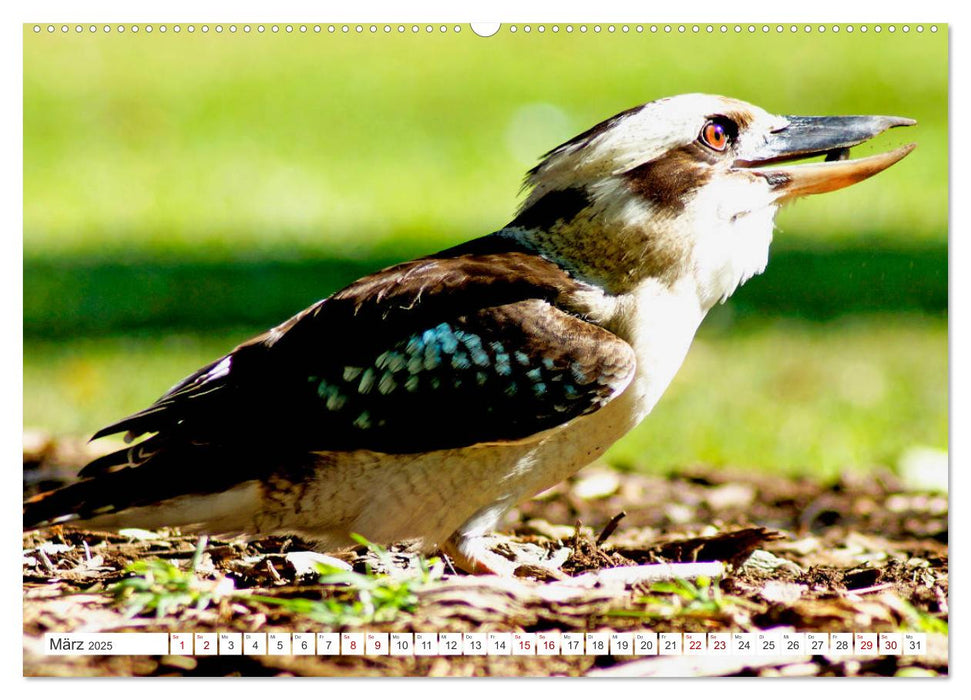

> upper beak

[{"left": 734, "top": 115, "right": 917, "bottom": 200}]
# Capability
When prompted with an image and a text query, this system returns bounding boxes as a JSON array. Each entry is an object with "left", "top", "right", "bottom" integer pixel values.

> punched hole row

[{"left": 31, "top": 24, "right": 940, "bottom": 36}]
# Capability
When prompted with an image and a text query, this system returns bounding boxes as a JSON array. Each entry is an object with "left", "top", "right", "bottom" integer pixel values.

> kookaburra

[{"left": 24, "top": 94, "right": 915, "bottom": 573}]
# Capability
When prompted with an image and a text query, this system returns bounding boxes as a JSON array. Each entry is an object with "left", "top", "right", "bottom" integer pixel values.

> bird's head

[{"left": 505, "top": 93, "right": 915, "bottom": 306}]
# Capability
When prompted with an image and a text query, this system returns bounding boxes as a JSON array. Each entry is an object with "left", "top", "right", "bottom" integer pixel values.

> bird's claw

[{"left": 442, "top": 533, "right": 571, "bottom": 576}]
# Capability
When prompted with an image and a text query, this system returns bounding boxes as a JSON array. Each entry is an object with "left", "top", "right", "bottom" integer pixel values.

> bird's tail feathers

[
  {"left": 23, "top": 439, "right": 239, "bottom": 531},
  {"left": 24, "top": 462, "right": 156, "bottom": 530}
]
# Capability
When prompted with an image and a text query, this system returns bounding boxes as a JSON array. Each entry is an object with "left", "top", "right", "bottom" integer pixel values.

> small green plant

[
  {"left": 894, "top": 598, "right": 948, "bottom": 635},
  {"left": 107, "top": 534, "right": 443, "bottom": 626},
  {"left": 249, "top": 535, "right": 443, "bottom": 626},
  {"left": 610, "top": 576, "right": 757, "bottom": 621},
  {"left": 110, "top": 537, "right": 233, "bottom": 619}
]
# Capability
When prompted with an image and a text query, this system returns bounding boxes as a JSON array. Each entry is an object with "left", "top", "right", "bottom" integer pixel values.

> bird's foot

[{"left": 442, "top": 532, "right": 571, "bottom": 576}]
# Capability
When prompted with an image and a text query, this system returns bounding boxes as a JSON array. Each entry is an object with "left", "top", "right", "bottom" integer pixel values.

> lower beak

[{"left": 734, "top": 115, "right": 917, "bottom": 200}]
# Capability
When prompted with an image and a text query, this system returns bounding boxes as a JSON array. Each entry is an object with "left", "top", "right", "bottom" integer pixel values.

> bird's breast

[{"left": 602, "top": 274, "right": 709, "bottom": 427}]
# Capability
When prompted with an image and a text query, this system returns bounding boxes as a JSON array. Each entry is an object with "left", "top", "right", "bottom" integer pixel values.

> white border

[{"left": 8, "top": 0, "right": 960, "bottom": 696}]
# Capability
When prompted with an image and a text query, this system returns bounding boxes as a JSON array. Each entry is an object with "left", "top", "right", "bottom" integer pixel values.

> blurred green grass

[
  {"left": 25, "top": 27, "right": 946, "bottom": 258},
  {"left": 610, "top": 316, "right": 947, "bottom": 477},
  {"left": 22, "top": 25, "right": 948, "bottom": 475}
]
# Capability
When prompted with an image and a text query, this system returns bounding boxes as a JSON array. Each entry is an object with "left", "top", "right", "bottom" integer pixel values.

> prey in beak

[{"left": 734, "top": 114, "right": 917, "bottom": 200}]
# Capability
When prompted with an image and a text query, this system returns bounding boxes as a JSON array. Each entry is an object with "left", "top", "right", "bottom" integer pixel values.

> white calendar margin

[{"left": 10, "top": 0, "right": 960, "bottom": 696}]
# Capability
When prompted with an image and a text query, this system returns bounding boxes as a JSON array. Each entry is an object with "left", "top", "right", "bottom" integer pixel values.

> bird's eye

[{"left": 700, "top": 120, "right": 731, "bottom": 151}]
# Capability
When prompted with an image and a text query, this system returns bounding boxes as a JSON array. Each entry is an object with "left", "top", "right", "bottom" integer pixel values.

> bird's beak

[{"left": 734, "top": 115, "right": 917, "bottom": 200}]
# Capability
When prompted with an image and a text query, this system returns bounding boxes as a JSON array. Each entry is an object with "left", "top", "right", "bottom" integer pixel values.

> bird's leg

[
  {"left": 442, "top": 532, "right": 518, "bottom": 575},
  {"left": 439, "top": 500, "right": 515, "bottom": 574},
  {"left": 441, "top": 501, "right": 573, "bottom": 575},
  {"left": 442, "top": 532, "right": 573, "bottom": 575}
]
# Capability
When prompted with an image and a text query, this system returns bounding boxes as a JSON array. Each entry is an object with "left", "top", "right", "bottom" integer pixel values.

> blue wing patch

[{"left": 300, "top": 299, "right": 635, "bottom": 453}]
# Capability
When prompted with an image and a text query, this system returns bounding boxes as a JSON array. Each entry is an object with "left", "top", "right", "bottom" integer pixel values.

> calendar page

[{"left": 22, "top": 3, "right": 949, "bottom": 680}]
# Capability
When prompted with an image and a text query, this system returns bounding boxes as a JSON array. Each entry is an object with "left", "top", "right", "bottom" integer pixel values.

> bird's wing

[
  {"left": 24, "top": 240, "right": 635, "bottom": 526},
  {"left": 89, "top": 240, "right": 635, "bottom": 458},
  {"left": 281, "top": 296, "right": 635, "bottom": 453}
]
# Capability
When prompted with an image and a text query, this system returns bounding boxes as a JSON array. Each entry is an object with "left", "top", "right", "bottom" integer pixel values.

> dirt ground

[{"left": 23, "top": 435, "right": 948, "bottom": 677}]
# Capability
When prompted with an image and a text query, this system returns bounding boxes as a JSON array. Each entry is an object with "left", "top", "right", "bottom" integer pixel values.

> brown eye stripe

[{"left": 625, "top": 145, "right": 713, "bottom": 214}]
